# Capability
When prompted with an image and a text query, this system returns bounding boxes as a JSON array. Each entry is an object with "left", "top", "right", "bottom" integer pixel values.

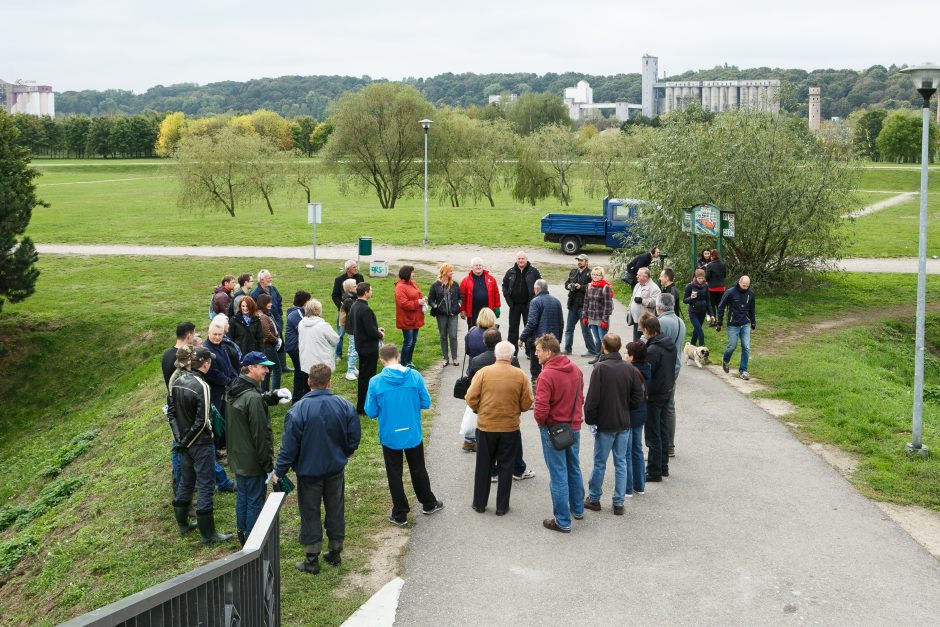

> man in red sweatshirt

[{"left": 532, "top": 333, "right": 584, "bottom": 533}]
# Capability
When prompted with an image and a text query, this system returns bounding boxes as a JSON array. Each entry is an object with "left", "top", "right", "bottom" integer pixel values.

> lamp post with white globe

[
  {"left": 419, "top": 118, "right": 433, "bottom": 245},
  {"left": 899, "top": 63, "right": 940, "bottom": 457}
]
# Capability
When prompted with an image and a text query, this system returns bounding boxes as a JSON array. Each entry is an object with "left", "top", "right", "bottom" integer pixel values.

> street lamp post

[
  {"left": 900, "top": 63, "right": 940, "bottom": 458},
  {"left": 419, "top": 118, "right": 433, "bottom": 245}
]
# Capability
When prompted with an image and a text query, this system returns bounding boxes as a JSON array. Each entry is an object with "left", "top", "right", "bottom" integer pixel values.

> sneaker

[
  {"left": 388, "top": 513, "right": 408, "bottom": 527},
  {"left": 740, "top": 371, "right": 750, "bottom": 380},
  {"left": 490, "top": 475, "right": 498, "bottom": 483},
  {"left": 462, "top": 441, "right": 476, "bottom": 452},
  {"left": 584, "top": 498, "right": 601, "bottom": 511},
  {"left": 513, "top": 468, "right": 535, "bottom": 481},
  {"left": 613, "top": 504, "right": 625, "bottom": 516},
  {"left": 624, "top": 492, "right": 634, "bottom": 499},
  {"left": 668, "top": 446, "right": 675, "bottom": 458},
  {"left": 572, "top": 512, "right": 584, "bottom": 520},
  {"left": 422, "top": 500, "right": 444, "bottom": 515},
  {"left": 634, "top": 490, "right": 645, "bottom": 495},
  {"left": 722, "top": 360, "right": 730, "bottom": 373},
  {"left": 580, "top": 351, "right": 598, "bottom": 357},
  {"left": 344, "top": 371, "right": 358, "bottom": 381},
  {"left": 542, "top": 518, "right": 571, "bottom": 533}
]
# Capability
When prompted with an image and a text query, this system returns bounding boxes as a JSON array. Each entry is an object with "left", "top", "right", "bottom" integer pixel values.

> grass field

[{"left": 0, "top": 255, "right": 443, "bottom": 626}]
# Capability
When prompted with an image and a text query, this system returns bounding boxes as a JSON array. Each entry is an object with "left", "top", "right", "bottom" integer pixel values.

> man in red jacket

[
  {"left": 459, "top": 257, "right": 501, "bottom": 330},
  {"left": 532, "top": 334, "right": 584, "bottom": 533}
]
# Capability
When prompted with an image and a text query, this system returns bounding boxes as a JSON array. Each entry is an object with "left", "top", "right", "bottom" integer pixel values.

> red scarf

[{"left": 590, "top": 279, "right": 613, "bottom": 297}]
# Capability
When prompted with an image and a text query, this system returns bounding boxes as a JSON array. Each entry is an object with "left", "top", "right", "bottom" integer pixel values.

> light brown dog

[{"left": 683, "top": 342, "right": 710, "bottom": 368}]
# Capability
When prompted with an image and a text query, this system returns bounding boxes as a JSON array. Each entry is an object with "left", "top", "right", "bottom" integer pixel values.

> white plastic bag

[{"left": 458, "top": 405, "right": 477, "bottom": 436}]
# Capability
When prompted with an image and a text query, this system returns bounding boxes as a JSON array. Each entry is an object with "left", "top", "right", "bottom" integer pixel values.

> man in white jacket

[{"left": 298, "top": 299, "right": 340, "bottom": 379}]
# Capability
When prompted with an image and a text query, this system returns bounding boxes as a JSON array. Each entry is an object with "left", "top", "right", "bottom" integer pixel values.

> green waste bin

[{"left": 358, "top": 237, "right": 372, "bottom": 256}]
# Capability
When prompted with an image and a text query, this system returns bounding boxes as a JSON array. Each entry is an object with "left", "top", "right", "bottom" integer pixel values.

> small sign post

[
  {"left": 683, "top": 204, "right": 734, "bottom": 274},
  {"left": 307, "top": 203, "right": 322, "bottom": 269}
]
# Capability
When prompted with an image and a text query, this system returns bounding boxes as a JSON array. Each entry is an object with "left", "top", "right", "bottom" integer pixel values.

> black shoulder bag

[
  {"left": 547, "top": 371, "right": 583, "bottom": 451},
  {"left": 453, "top": 354, "right": 471, "bottom": 399}
]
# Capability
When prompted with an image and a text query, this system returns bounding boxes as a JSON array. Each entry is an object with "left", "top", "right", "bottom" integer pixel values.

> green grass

[
  {"left": 0, "top": 255, "right": 443, "bottom": 625},
  {"left": 856, "top": 166, "right": 940, "bottom": 193},
  {"left": 27, "top": 160, "right": 607, "bottom": 248},
  {"left": 844, "top": 196, "right": 940, "bottom": 257}
]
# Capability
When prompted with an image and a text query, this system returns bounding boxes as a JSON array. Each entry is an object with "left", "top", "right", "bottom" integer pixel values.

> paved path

[
  {"left": 33, "top": 243, "right": 940, "bottom": 275},
  {"left": 392, "top": 287, "right": 940, "bottom": 625},
  {"left": 846, "top": 191, "right": 917, "bottom": 218}
]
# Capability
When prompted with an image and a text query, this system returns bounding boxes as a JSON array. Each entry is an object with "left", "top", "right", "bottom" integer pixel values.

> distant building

[
  {"left": 563, "top": 79, "right": 641, "bottom": 122},
  {"left": 808, "top": 87, "right": 821, "bottom": 132},
  {"left": 640, "top": 56, "right": 780, "bottom": 115},
  {"left": 0, "top": 79, "right": 55, "bottom": 116},
  {"left": 488, "top": 93, "right": 518, "bottom": 106}
]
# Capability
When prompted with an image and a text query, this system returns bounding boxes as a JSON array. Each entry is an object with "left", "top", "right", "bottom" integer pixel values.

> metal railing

[{"left": 61, "top": 492, "right": 286, "bottom": 627}]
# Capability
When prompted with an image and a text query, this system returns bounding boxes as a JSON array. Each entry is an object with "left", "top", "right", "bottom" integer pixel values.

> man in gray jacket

[{"left": 656, "top": 293, "right": 685, "bottom": 459}]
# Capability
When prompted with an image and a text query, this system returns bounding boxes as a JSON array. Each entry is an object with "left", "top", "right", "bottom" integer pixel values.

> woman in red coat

[
  {"left": 458, "top": 257, "right": 501, "bottom": 330},
  {"left": 395, "top": 265, "right": 426, "bottom": 367}
]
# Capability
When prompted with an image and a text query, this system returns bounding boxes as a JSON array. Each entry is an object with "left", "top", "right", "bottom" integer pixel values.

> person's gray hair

[
  {"left": 470, "top": 257, "right": 484, "bottom": 266},
  {"left": 209, "top": 315, "right": 227, "bottom": 332},
  {"left": 534, "top": 279, "right": 548, "bottom": 293},
  {"left": 657, "top": 293, "right": 675, "bottom": 311},
  {"left": 342, "top": 278, "right": 357, "bottom": 291},
  {"left": 637, "top": 267, "right": 650, "bottom": 278},
  {"left": 344, "top": 259, "right": 357, "bottom": 271},
  {"left": 304, "top": 299, "right": 323, "bottom": 317},
  {"left": 257, "top": 269, "right": 270, "bottom": 283},
  {"left": 494, "top": 341, "right": 515, "bottom": 360}
]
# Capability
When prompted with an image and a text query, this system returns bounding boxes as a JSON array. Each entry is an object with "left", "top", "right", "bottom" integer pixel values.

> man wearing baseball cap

[
  {"left": 226, "top": 351, "right": 290, "bottom": 545},
  {"left": 563, "top": 254, "right": 596, "bottom": 357},
  {"left": 169, "top": 346, "right": 234, "bottom": 545}
]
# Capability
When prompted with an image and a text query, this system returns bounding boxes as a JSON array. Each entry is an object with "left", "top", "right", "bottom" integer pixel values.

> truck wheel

[{"left": 560, "top": 236, "right": 581, "bottom": 255}]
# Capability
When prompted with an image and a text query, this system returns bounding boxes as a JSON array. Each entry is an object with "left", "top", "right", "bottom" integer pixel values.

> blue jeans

[
  {"left": 235, "top": 474, "right": 267, "bottom": 534},
  {"left": 588, "top": 430, "right": 630, "bottom": 505},
  {"left": 689, "top": 311, "right": 706, "bottom": 346},
  {"left": 723, "top": 324, "right": 751, "bottom": 372},
  {"left": 335, "top": 311, "right": 345, "bottom": 358},
  {"left": 539, "top": 427, "right": 585, "bottom": 530},
  {"left": 589, "top": 323, "right": 608, "bottom": 349},
  {"left": 347, "top": 335, "right": 359, "bottom": 373},
  {"left": 629, "top": 426, "right": 645, "bottom": 493},
  {"left": 400, "top": 329, "right": 419, "bottom": 366},
  {"left": 262, "top": 346, "right": 282, "bottom": 392},
  {"left": 564, "top": 306, "right": 596, "bottom": 354}
]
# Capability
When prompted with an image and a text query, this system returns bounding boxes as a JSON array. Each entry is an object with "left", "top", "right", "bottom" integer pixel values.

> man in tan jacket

[{"left": 465, "top": 341, "right": 534, "bottom": 516}]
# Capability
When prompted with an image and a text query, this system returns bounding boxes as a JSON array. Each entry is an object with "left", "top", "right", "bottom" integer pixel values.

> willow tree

[
  {"left": 323, "top": 83, "right": 434, "bottom": 208},
  {"left": 625, "top": 108, "right": 857, "bottom": 287}
]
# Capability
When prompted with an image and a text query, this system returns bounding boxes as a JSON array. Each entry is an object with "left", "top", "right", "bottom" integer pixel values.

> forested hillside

[{"left": 54, "top": 64, "right": 922, "bottom": 120}]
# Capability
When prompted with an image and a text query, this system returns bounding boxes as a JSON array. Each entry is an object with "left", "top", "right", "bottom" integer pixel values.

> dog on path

[{"left": 683, "top": 342, "right": 710, "bottom": 368}]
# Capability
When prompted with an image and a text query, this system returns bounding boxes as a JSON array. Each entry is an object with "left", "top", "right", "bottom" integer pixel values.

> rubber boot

[
  {"left": 196, "top": 512, "right": 233, "bottom": 545},
  {"left": 295, "top": 553, "right": 320, "bottom": 574},
  {"left": 237, "top": 530, "right": 247, "bottom": 547},
  {"left": 173, "top": 502, "right": 197, "bottom": 536},
  {"left": 324, "top": 549, "right": 342, "bottom": 567}
]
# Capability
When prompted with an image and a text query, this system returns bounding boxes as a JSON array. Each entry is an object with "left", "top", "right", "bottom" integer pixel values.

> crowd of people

[{"left": 161, "top": 250, "right": 757, "bottom": 567}]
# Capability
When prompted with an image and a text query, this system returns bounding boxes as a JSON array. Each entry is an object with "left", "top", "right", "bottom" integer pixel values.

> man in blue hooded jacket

[{"left": 365, "top": 344, "right": 444, "bottom": 526}]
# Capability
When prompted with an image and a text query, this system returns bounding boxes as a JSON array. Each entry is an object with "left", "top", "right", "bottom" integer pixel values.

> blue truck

[{"left": 540, "top": 197, "right": 644, "bottom": 255}]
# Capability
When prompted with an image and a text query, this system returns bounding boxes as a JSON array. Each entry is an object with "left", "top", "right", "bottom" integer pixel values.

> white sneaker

[
  {"left": 740, "top": 371, "right": 750, "bottom": 381},
  {"left": 345, "top": 371, "right": 358, "bottom": 381},
  {"left": 513, "top": 468, "right": 536, "bottom": 481}
]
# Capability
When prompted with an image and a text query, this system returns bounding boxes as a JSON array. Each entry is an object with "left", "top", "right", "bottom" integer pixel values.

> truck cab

[{"left": 540, "top": 197, "right": 644, "bottom": 255}]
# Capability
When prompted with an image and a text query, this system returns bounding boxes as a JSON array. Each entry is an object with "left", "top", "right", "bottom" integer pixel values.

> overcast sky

[{"left": 3, "top": 0, "right": 938, "bottom": 93}]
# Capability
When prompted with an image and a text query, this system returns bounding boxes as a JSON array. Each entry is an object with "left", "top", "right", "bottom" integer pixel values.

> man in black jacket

[
  {"left": 716, "top": 275, "right": 756, "bottom": 380},
  {"left": 519, "top": 280, "right": 564, "bottom": 382},
  {"left": 348, "top": 282, "right": 384, "bottom": 414},
  {"left": 641, "top": 316, "right": 677, "bottom": 482},
  {"left": 168, "top": 347, "right": 234, "bottom": 545},
  {"left": 331, "top": 260, "right": 365, "bottom": 360},
  {"left": 563, "top": 254, "right": 597, "bottom": 356},
  {"left": 502, "top": 251, "right": 541, "bottom": 357},
  {"left": 583, "top": 333, "right": 645, "bottom": 514}
]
